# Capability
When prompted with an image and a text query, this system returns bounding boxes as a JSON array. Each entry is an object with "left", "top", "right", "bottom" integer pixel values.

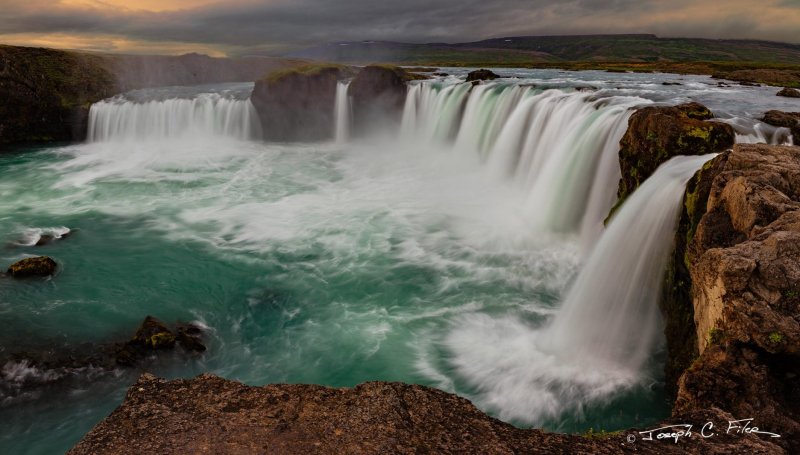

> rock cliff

[
  {"left": 0, "top": 45, "right": 304, "bottom": 150},
  {"left": 70, "top": 373, "right": 780, "bottom": 454},
  {"left": 0, "top": 45, "right": 117, "bottom": 147},
  {"left": 672, "top": 144, "right": 800, "bottom": 452}
]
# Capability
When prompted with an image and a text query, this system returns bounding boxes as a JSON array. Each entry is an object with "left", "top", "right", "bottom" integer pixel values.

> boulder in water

[
  {"left": 777, "top": 87, "right": 800, "bottom": 98},
  {"left": 115, "top": 316, "right": 206, "bottom": 365},
  {"left": 251, "top": 64, "right": 355, "bottom": 141},
  {"left": 465, "top": 69, "right": 499, "bottom": 82},
  {"left": 7, "top": 256, "right": 57, "bottom": 277},
  {"left": 762, "top": 110, "right": 800, "bottom": 139}
]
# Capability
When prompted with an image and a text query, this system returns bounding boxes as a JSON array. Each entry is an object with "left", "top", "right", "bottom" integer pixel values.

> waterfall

[
  {"left": 547, "top": 154, "right": 716, "bottom": 371},
  {"left": 720, "top": 117, "right": 794, "bottom": 146},
  {"left": 334, "top": 81, "right": 352, "bottom": 143},
  {"left": 444, "top": 154, "right": 715, "bottom": 424},
  {"left": 88, "top": 94, "right": 262, "bottom": 142},
  {"left": 401, "top": 82, "right": 647, "bottom": 247}
]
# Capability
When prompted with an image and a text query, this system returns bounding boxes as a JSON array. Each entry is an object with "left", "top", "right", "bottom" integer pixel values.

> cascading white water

[
  {"left": 444, "top": 153, "right": 715, "bottom": 424},
  {"left": 334, "top": 81, "right": 352, "bottom": 143},
  {"left": 88, "top": 94, "right": 262, "bottom": 142},
  {"left": 720, "top": 117, "right": 794, "bottom": 145},
  {"left": 402, "top": 82, "right": 648, "bottom": 248}
]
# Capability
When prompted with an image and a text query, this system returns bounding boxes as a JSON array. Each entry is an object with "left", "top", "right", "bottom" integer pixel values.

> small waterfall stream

[{"left": 334, "top": 81, "right": 352, "bottom": 143}]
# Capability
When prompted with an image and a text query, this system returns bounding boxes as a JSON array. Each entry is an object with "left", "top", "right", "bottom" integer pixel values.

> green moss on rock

[{"left": 615, "top": 102, "right": 734, "bottom": 205}]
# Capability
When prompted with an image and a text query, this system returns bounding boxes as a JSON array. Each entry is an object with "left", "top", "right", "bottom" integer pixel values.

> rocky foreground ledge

[{"left": 70, "top": 373, "right": 779, "bottom": 455}]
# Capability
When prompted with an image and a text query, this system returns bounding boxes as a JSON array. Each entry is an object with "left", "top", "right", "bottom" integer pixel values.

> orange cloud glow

[
  {"left": 59, "top": 0, "right": 216, "bottom": 13},
  {"left": 0, "top": 32, "right": 229, "bottom": 56}
]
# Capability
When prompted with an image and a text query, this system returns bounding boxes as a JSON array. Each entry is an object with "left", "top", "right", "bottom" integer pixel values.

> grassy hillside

[{"left": 288, "top": 34, "right": 800, "bottom": 66}]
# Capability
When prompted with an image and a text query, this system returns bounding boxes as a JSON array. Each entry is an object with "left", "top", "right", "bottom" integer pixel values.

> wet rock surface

[
  {"left": 777, "top": 87, "right": 800, "bottom": 98},
  {"left": 761, "top": 110, "right": 800, "bottom": 139},
  {"left": 6, "top": 256, "right": 57, "bottom": 277}
]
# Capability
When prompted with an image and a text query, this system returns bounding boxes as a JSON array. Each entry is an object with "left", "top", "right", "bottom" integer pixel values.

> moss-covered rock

[
  {"left": 7, "top": 256, "right": 57, "bottom": 277},
  {"left": 660, "top": 153, "right": 728, "bottom": 397},
  {"left": 251, "top": 64, "right": 355, "bottom": 141},
  {"left": 0, "top": 45, "right": 117, "bottom": 149},
  {"left": 349, "top": 65, "right": 420, "bottom": 137},
  {"left": 615, "top": 102, "right": 735, "bottom": 204}
]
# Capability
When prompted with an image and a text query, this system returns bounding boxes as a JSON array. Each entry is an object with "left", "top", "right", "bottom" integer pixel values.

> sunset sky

[{"left": 1, "top": 0, "right": 800, "bottom": 56}]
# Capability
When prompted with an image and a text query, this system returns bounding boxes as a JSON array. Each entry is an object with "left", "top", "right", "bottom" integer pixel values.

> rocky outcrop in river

[
  {"left": 251, "top": 64, "right": 354, "bottom": 141},
  {"left": 349, "top": 65, "right": 421, "bottom": 136}
]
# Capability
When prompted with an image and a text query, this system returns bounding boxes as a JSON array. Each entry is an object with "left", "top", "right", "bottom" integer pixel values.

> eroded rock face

[
  {"left": 349, "top": 65, "right": 418, "bottom": 136},
  {"left": 251, "top": 64, "right": 354, "bottom": 141},
  {"left": 6, "top": 256, "right": 57, "bottom": 277},
  {"left": 672, "top": 144, "right": 800, "bottom": 452},
  {"left": 70, "top": 373, "right": 782, "bottom": 455},
  {"left": 616, "top": 102, "right": 735, "bottom": 203}
]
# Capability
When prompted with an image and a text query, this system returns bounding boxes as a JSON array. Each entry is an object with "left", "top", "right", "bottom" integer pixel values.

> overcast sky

[{"left": 1, "top": 0, "right": 799, "bottom": 56}]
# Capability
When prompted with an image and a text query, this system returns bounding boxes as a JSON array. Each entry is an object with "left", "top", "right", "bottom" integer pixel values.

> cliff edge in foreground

[{"left": 69, "top": 373, "right": 778, "bottom": 455}]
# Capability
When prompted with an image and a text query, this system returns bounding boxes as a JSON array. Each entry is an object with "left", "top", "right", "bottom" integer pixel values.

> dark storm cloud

[{"left": 1, "top": 0, "right": 799, "bottom": 55}]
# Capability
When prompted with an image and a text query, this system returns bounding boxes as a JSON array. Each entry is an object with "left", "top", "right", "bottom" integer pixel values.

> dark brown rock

[
  {"left": 466, "top": 68, "right": 499, "bottom": 82},
  {"left": 349, "top": 65, "right": 418, "bottom": 136},
  {"left": 251, "top": 64, "right": 354, "bottom": 141},
  {"left": 777, "top": 87, "right": 800, "bottom": 98},
  {"left": 762, "top": 110, "right": 800, "bottom": 139},
  {"left": 7, "top": 256, "right": 57, "bottom": 277},
  {"left": 69, "top": 373, "right": 782, "bottom": 455},
  {"left": 0, "top": 45, "right": 117, "bottom": 148},
  {"left": 114, "top": 316, "right": 209, "bottom": 366}
]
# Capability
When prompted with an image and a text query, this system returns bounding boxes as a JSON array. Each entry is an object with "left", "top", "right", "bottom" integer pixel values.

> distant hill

[{"left": 287, "top": 34, "right": 800, "bottom": 66}]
